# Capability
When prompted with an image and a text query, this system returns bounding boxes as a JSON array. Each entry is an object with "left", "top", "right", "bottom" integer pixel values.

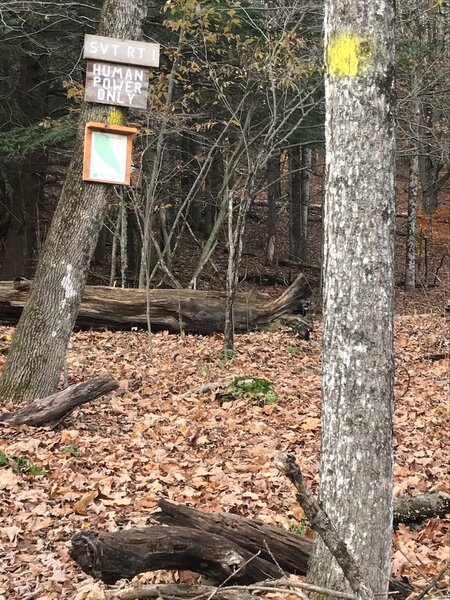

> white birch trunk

[{"left": 307, "top": 0, "right": 396, "bottom": 596}]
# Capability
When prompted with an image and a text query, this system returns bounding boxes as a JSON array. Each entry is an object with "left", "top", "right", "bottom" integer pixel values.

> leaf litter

[{"left": 0, "top": 314, "right": 448, "bottom": 599}]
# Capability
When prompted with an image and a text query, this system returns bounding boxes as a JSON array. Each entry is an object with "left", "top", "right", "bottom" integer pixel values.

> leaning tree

[
  {"left": 306, "top": 0, "right": 396, "bottom": 597},
  {"left": 0, "top": 0, "right": 149, "bottom": 404}
]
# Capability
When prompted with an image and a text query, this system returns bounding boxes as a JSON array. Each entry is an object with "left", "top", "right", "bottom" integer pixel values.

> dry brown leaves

[{"left": 0, "top": 315, "right": 448, "bottom": 599}]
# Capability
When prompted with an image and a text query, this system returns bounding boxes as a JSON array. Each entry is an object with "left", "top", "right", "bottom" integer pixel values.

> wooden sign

[
  {"left": 84, "top": 34, "right": 159, "bottom": 67},
  {"left": 85, "top": 60, "right": 149, "bottom": 108},
  {"left": 83, "top": 122, "right": 137, "bottom": 185}
]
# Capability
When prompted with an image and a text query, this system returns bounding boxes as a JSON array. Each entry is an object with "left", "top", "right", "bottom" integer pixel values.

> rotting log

[
  {"left": 0, "top": 275, "right": 312, "bottom": 336},
  {"left": 0, "top": 373, "right": 118, "bottom": 426},
  {"left": 70, "top": 504, "right": 413, "bottom": 598},
  {"left": 69, "top": 526, "right": 281, "bottom": 585},
  {"left": 154, "top": 498, "right": 312, "bottom": 575}
]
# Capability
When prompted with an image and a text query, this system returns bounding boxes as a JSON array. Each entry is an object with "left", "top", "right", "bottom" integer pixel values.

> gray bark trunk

[
  {"left": 0, "top": 0, "right": 148, "bottom": 404},
  {"left": 288, "top": 145, "right": 302, "bottom": 260},
  {"left": 299, "top": 145, "right": 312, "bottom": 262},
  {"left": 307, "top": 0, "right": 396, "bottom": 597},
  {"left": 405, "top": 154, "right": 418, "bottom": 291},
  {"left": 266, "top": 150, "right": 280, "bottom": 264}
]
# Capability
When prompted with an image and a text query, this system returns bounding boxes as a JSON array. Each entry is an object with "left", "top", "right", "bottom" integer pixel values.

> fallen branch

[
  {"left": 274, "top": 451, "right": 372, "bottom": 600},
  {"left": 0, "top": 373, "right": 118, "bottom": 426},
  {"left": 414, "top": 558, "right": 450, "bottom": 600},
  {"left": 394, "top": 490, "right": 450, "bottom": 523},
  {"left": 105, "top": 583, "right": 255, "bottom": 600},
  {"left": 416, "top": 353, "right": 447, "bottom": 362},
  {"left": 104, "top": 580, "right": 359, "bottom": 600}
]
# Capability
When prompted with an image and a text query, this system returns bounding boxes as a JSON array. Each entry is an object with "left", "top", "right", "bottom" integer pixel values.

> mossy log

[{"left": 0, "top": 275, "right": 311, "bottom": 336}]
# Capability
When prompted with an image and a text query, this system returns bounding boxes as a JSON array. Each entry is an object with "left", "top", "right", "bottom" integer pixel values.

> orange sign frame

[{"left": 83, "top": 122, "right": 137, "bottom": 185}]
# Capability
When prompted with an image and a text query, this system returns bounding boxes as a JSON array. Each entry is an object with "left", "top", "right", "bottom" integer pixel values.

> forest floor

[
  {"left": 0, "top": 311, "right": 448, "bottom": 600},
  {"left": 1, "top": 170, "right": 449, "bottom": 599}
]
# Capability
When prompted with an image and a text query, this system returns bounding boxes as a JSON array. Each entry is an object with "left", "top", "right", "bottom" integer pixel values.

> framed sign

[{"left": 83, "top": 122, "right": 137, "bottom": 185}]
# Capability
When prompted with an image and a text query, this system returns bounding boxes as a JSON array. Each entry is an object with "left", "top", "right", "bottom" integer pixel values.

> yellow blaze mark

[
  {"left": 327, "top": 33, "right": 373, "bottom": 77},
  {"left": 107, "top": 108, "right": 124, "bottom": 125}
]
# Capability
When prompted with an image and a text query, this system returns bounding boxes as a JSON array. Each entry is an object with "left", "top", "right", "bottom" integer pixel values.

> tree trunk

[
  {"left": 393, "top": 490, "right": 450, "bottom": 524},
  {"left": 0, "top": 0, "right": 149, "bottom": 404},
  {"left": 0, "top": 47, "right": 49, "bottom": 280},
  {"left": 405, "top": 154, "right": 419, "bottom": 291},
  {"left": 299, "top": 145, "right": 312, "bottom": 262},
  {"left": 307, "top": 0, "right": 396, "bottom": 597},
  {"left": 266, "top": 150, "right": 281, "bottom": 265},
  {"left": 203, "top": 144, "right": 223, "bottom": 238},
  {"left": 288, "top": 145, "right": 302, "bottom": 261},
  {"left": 0, "top": 373, "right": 118, "bottom": 426},
  {"left": 183, "top": 133, "right": 201, "bottom": 233},
  {"left": 0, "top": 275, "right": 311, "bottom": 336},
  {"left": 154, "top": 499, "right": 312, "bottom": 575}
]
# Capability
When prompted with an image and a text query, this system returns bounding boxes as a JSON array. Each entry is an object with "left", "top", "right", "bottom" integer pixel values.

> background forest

[{"left": 0, "top": 0, "right": 448, "bottom": 301}]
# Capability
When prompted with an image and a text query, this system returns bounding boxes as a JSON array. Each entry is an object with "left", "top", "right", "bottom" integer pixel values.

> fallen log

[
  {"left": 394, "top": 490, "right": 450, "bottom": 523},
  {"left": 70, "top": 506, "right": 413, "bottom": 599},
  {"left": 0, "top": 275, "right": 312, "bottom": 336},
  {"left": 155, "top": 500, "right": 412, "bottom": 598},
  {"left": 0, "top": 373, "right": 118, "bottom": 426},
  {"left": 154, "top": 498, "right": 312, "bottom": 575},
  {"left": 69, "top": 526, "right": 281, "bottom": 585}
]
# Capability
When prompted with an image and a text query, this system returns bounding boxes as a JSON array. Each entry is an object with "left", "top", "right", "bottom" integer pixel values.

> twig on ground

[
  {"left": 104, "top": 580, "right": 359, "bottom": 600},
  {"left": 395, "top": 362, "right": 411, "bottom": 399},
  {"left": 413, "top": 559, "right": 450, "bottom": 600},
  {"left": 177, "top": 378, "right": 234, "bottom": 400}
]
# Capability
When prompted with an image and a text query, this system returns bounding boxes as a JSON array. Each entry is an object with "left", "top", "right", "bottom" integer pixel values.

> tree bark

[
  {"left": 393, "top": 490, "right": 450, "bottom": 524},
  {"left": 307, "top": 0, "right": 396, "bottom": 597},
  {"left": 405, "top": 154, "right": 419, "bottom": 291},
  {"left": 0, "top": 0, "right": 149, "bottom": 404},
  {"left": 0, "top": 275, "right": 311, "bottom": 335},
  {"left": 0, "top": 373, "right": 118, "bottom": 426}
]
